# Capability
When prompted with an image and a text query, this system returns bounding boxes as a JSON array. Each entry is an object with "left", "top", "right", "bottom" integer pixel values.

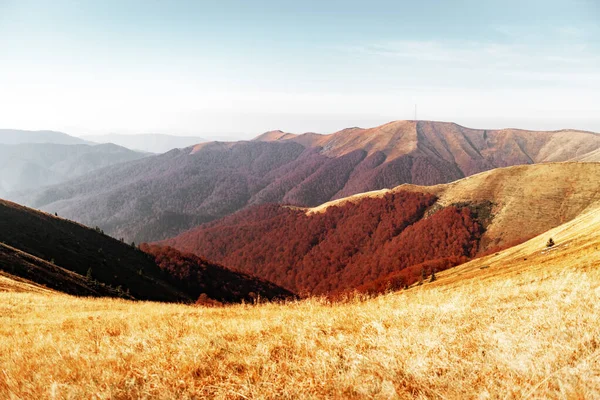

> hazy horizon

[{"left": 1, "top": 0, "right": 599, "bottom": 136}]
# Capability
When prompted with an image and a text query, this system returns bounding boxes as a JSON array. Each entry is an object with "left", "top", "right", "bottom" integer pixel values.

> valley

[{"left": 1, "top": 201, "right": 599, "bottom": 398}]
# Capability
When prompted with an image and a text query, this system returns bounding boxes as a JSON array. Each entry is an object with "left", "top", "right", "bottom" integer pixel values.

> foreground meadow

[
  {"left": 1, "top": 257, "right": 599, "bottom": 399},
  {"left": 3, "top": 208, "right": 600, "bottom": 399}
]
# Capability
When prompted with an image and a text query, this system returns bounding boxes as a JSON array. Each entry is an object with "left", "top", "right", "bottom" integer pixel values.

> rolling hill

[
  {"left": 14, "top": 120, "right": 600, "bottom": 243},
  {"left": 163, "top": 163, "right": 600, "bottom": 295},
  {"left": 0, "top": 143, "right": 148, "bottom": 197},
  {"left": 0, "top": 199, "right": 294, "bottom": 303},
  {"left": 83, "top": 133, "right": 208, "bottom": 153}
]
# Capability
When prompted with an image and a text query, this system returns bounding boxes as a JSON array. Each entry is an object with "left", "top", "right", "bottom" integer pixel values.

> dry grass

[
  {"left": 2, "top": 206, "right": 600, "bottom": 399},
  {"left": 1, "top": 260, "right": 599, "bottom": 399}
]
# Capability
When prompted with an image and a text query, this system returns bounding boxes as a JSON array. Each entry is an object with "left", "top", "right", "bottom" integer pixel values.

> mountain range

[{"left": 13, "top": 120, "right": 600, "bottom": 243}]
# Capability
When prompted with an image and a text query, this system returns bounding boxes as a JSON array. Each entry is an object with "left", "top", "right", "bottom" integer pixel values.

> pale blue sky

[{"left": 0, "top": 0, "right": 599, "bottom": 138}]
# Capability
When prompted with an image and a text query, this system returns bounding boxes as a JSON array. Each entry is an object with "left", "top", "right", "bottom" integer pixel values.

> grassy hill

[{"left": 1, "top": 200, "right": 599, "bottom": 398}]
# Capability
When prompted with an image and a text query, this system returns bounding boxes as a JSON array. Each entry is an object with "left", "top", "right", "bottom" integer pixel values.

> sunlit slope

[
  {"left": 573, "top": 147, "right": 600, "bottom": 162},
  {"left": 312, "top": 162, "right": 600, "bottom": 249},
  {"left": 433, "top": 201, "right": 600, "bottom": 287},
  {"left": 0, "top": 271, "right": 55, "bottom": 294}
]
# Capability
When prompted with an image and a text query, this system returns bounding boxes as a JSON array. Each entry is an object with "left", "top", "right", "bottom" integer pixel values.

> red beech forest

[{"left": 163, "top": 191, "right": 486, "bottom": 295}]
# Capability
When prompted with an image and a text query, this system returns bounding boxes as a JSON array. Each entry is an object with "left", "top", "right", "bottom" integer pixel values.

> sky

[{"left": 0, "top": 0, "right": 599, "bottom": 139}]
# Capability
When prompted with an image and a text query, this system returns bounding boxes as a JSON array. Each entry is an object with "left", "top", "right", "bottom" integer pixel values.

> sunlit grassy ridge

[{"left": 2, "top": 205, "right": 600, "bottom": 399}]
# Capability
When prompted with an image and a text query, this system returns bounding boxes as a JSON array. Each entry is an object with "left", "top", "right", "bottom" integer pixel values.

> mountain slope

[
  {"left": 163, "top": 163, "right": 600, "bottom": 295},
  {"left": 0, "top": 143, "right": 147, "bottom": 197},
  {"left": 15, "top": 120, "right": 600, "bottom": 242},
  {"left": 572, "top": 147, "right": 600, "bottom": 162},
  {"left": 0, "top": 243, "right": 124, "bottom": 297},
  {"left": 0, "top": 199, "right": 294, "bottom": 303},
  {"left": 428, "top": 198, "right": 600, "bottom": 290},
  {"left": 0, "top": 198, "right": 189, "bottom": 301},
  {"left": 83, "top": 133, "right": 208, "bottom": 153},
  {"left": 0, "top": 129, "right": 91, "bottom": 145}
]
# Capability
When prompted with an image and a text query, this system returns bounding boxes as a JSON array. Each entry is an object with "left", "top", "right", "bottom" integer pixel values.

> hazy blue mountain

[
  {"left": 83, "top": 133, "right": 207, "bottom": 153},
  {"left": 0, "top": 143, "right": 147, "bottom": 197},
  {"left": 0, "top": 129, "right": 92, "bottom": 145}
]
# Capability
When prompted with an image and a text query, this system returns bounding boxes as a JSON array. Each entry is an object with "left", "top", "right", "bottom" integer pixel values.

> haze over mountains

[
  {"left": 83, "top": 133, "right": 209, "bottom": 153},
  {"left": 0, "top": 143, "right": 147, "bottom": 197},
  {"left": 14, "top": 120, "right": 600, "bottom": 243},
  {"left": 0, "top": 129, "right": 93, "bottom": 145}
]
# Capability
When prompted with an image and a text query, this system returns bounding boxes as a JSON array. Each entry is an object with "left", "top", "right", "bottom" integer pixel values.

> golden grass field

[{"left": 1, "top": 206, "right": 600, "bottom": 399}]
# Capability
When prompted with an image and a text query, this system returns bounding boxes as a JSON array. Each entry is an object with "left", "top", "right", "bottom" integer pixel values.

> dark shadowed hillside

[
  {"left": 15, "top": 120, "right": 600, "bottom": 242},
  {"left": 0, "top": 198, "right": 189, "bottom": 301},
  {"left": 140, "top": 244, "right": 295, "bottom": 304},
  {"left": 0, "top": 199, "right": 294, "bottom": 303},
  {"left": 0, "top": 243, "right": 125, "bottom": 297}
]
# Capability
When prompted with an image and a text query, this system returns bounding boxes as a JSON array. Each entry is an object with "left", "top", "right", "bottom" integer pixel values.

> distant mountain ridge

[
  {"left": 84, "top": 133, "right": 208, "bottom": 153},
  {"left": 0, "top": 142, "right": 148, "bottom": 197},
  {"left": 12, "top": 120, "right": 600, "bottom": 243},
  {"left": 0, "top": 129, "right": 92, "bottom": 145}
]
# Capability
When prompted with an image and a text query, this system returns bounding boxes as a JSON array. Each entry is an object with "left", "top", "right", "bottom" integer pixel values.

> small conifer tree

[
  {"left": 86, "top": 267, "right": 93, "bottom": 280},
  {"left": 419, "top": 268, "right": 426, "bottom": 285}
]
